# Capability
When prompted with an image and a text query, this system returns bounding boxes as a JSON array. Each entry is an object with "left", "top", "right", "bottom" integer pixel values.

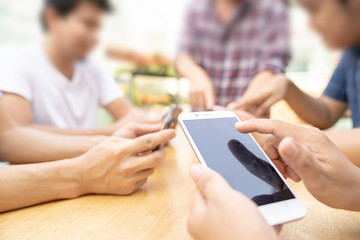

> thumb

[
  {"left": 190, "top": 164, "right": 232, "bottom": 201},
  {"left": 278, "top": 137, "right": 314, "bottom": 180},
  {"left": 227, "top": 99, "right": 246, "bottom": 110}
]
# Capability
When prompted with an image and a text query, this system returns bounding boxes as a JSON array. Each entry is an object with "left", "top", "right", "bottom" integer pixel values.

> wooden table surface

[{"left": 1, "top": 104, "right": 360, "bottom": 240}]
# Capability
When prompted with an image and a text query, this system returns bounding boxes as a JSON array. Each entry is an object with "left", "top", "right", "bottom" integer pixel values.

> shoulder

[
  {"left": 0, "top": 45, "right": 42, "bottom": 69},
  {"left": 335, "top": 49, "right": 359, "bottom": 70},
  {"left": 343, "top": 48, "right": 359, "bottom": 61}
]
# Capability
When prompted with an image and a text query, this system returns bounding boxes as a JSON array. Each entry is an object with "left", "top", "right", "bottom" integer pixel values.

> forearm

[
  {"left": 249, "top": 71, "right": 274, "bottom": 89},
  {"left": 0, "top": 159, "right": 84, "bottom": 213},
  {"left": 175, "top": 54, "right": 210, "bottom": 83},
  {"left": 0, "top": 127, "right": 106, "bottom": 164},
  {"left": 325, "top": 129, "right": 360, "bottom": 167},
  {"left": 285, "top": 81, "right": 332, "bottom": 129},
  {"left": 33, "top": 124, "right": 115, "bottom": 136}
]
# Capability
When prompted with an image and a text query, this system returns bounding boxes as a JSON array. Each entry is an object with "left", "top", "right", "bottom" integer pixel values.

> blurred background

[{"left": 0, "top": 0, "right": 349, "bottom": 128}]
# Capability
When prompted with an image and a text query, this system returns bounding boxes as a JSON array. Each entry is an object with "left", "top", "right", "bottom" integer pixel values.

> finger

[
  {"left": 130, "top": 147, "right": 166, "bottom": 172},
  {"left": 131, "top": 168, "right": 155, "bottom": 182},
  {"left": 140, "top": 116, "right": 163, "bottom": 124},
  {"left": 130, "top": 129, "right": 176, "bottom": 153},
  {"left": 190, "top": 164, "right": 231, "bottom": 202},
  {"left": 273, "top": 160, "right": 287, "bottom": 177},
  {"left": 274, "top": 225, "right": 283, "bottom": 234},
  {"left": 228, "top": 90, "right": 271, "bottom": 111},
  {"left": 264, "top": 135, "right": 281, "bottom": 161},
  {"left": 235, "top": 119, "right": 301, "bottom": 140},
  {"left": 187, "top": 189, "right": 206, "bottom": 238},
  {"left": 278, "top": 137, "right": 311, "bottom": 182},
  {"left": 213, "top": 105, "right": 226, "bottom": 111},
  {"left": 285, "top": 167, "right": 301, "bottom": 182},
  {"left": 205, "top": 90, "right": 215, "bottom": 110},
  {"left": 256, "top": 96, "right": 279, "bottom": 117},
  {"left": 227, "top": 101, "right": 240, "bottom": 110},
  {"left": 189, "top": 92, "right": 198, "bottom": 109},
  {"left": 189, "top": 189, "right": 206, "bottom": 215},
  {"left": 134, "top": 178, "right": 148, "bottom": 191},
  {"left": 197, "top": 93, "right": 206, "bottom": 111},
  {"left": 133, "top": 123, "right": 163, "bottom": 137}
]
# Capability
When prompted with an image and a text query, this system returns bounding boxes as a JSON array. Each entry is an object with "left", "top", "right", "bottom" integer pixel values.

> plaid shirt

[{"left": 179, "top": 0, "right": 291, "bottom": 106}]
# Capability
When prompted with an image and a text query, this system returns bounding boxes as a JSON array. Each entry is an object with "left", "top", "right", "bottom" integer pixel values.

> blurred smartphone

[
  {"left": 179, "top": 111, "right": 306, "bottom": 226},
  {"left": 153, "top": 105, "right": 182, "bottom": 151}
]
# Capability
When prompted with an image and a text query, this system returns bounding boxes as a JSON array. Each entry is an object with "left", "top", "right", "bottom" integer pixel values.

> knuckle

[
  {"left": 118, "top": 163, "right": 133, "bottom": 176},
  {"left": 144, "top": 136, "right": 154, "bottom": 149},
  {"left": 152, "top": 152, "right": 164, "bottom": 166},
  {"left": 114, "top": 147, "right": 126, "bottom": 157}
]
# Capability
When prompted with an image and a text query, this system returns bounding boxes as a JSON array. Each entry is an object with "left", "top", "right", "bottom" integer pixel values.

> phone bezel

[{"left": 178, "top": 111, "right": 306, "bottom": 226}]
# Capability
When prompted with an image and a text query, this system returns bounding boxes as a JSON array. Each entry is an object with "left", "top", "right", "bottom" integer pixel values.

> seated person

[
  {"left": 176, "top": 0, "right": 290, "bottom": 111},
  {"left": 0, "top": 0, "right": 154, "bottom": 136},
  {"left": 187, "top": 119, "right": 360, "bottom": 239},
  {"left": 230, "top": 0, "right": 360, "bottom": 128},
  {"left": 230, "top": 0, "right": 360, "bottom": 167},
  {"left": 0, "top": 92, "right": 176, "bottom": 212}
]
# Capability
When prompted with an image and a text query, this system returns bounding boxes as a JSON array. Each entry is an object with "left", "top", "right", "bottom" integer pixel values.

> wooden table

[{"left": 1, "top": 107, "right": 360, "bottom": 239}]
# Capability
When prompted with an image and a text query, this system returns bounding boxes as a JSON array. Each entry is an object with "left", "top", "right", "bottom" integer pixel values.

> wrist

[{"left": 68, "top": 155, "right": 91, "bottom": 197}]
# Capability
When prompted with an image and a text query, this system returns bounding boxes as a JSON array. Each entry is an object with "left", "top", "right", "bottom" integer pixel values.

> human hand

[
  {"left": 113, "top": 122, "right": 162, "bottom": 139},
  {"left": 236, "top": 119, "right": 360, "bottom": 211},
  {"left": 228, "top": 74, "right": 290, "bottom": 117},
  {"left": 187, "top": 164, "right": 278, "bottom": 240},
  {"left": 76, "top": 129, "right": 176, "bottom": 196},
  {"left": 189, "top": 78, "right": 215, "bottom": 111}
]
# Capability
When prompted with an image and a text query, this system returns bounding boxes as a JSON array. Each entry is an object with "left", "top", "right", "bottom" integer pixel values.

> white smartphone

[{"left": 179, "top": 111, "right": 306, "bottom": 226}]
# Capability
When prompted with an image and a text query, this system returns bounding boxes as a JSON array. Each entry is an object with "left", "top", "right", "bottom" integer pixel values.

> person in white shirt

[
  {"left": 0, "top": 0, "right": 155, "bottom": 136},
  {"left": 0, "top": 91, "right": 176, "bottom": 212}
]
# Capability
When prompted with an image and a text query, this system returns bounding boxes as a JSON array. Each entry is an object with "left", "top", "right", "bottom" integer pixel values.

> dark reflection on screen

[
  {"left": 227, "top": 139, "right": 294, "bottom": 205},
  {"left": 184, "top": 117, "right": 295, "bottom": 206}
]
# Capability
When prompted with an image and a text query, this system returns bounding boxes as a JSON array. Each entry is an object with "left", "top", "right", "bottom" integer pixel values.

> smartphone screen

[{"left": 183, "top": 117, "right": 295, "bottom": 206}]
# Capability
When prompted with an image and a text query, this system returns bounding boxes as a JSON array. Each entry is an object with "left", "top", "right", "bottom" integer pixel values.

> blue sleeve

[{"left": 323, "top": 55, "right": 347, "bottom": 102}]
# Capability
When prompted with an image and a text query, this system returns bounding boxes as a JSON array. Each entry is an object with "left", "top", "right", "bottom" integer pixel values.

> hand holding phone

[
  {"left": 179, "top": 111, "right": 306, "bottom": 225},
  {"left": 153, "top": 104, "right": 182, "bottom": 151}
]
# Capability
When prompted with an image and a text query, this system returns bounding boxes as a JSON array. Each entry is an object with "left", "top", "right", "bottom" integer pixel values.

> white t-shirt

[{"left": 0, "top": 46, "right": 123, "bottom": 129}]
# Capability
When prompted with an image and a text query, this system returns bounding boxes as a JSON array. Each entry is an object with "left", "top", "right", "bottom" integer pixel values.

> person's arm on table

[
  {"left": 228, "top": 76, "right": 347, "bottom": 129},
  {"left": 176, "top": 53, "right": 215, "bottom": 110},
  {"left": 1, "top": 121, "right": 163, "bottom": 164},
  {"left": 3, "top": 93, "right": 159, "bottom": 136},
  {"left": 285, "top": 81, "right": 347, "bottom": 129},
  {"left": 0, "top": 97, "right": 164, "bottom": 164},
  {"left": 187, "top": 164, "right": 278, "bottom": 240},
  {"left": 0, "top": 99, "right": 106, "bottom": 163},
  {"left": 228, "top": 0, "right": 290, "bottom": 118},
  {"left": 0, "top": 130, "right": 176, "bottom": 213},
  {"left": 0, "top": 127, "right": 105, "bottom": 164},
  {"left": 236, "top": 119, "right": 360, "bottom": 211}
]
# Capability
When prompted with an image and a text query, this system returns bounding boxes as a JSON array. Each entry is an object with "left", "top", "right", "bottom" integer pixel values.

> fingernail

[
  {"left": 283, "top": 139, "right": 297, "bottom": 158},
  {"left": 235, "top": 122, "right": 244, "bottom": 128},
  {"left": 191, "top": 164, "right": 203, "bottom": 180}
]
